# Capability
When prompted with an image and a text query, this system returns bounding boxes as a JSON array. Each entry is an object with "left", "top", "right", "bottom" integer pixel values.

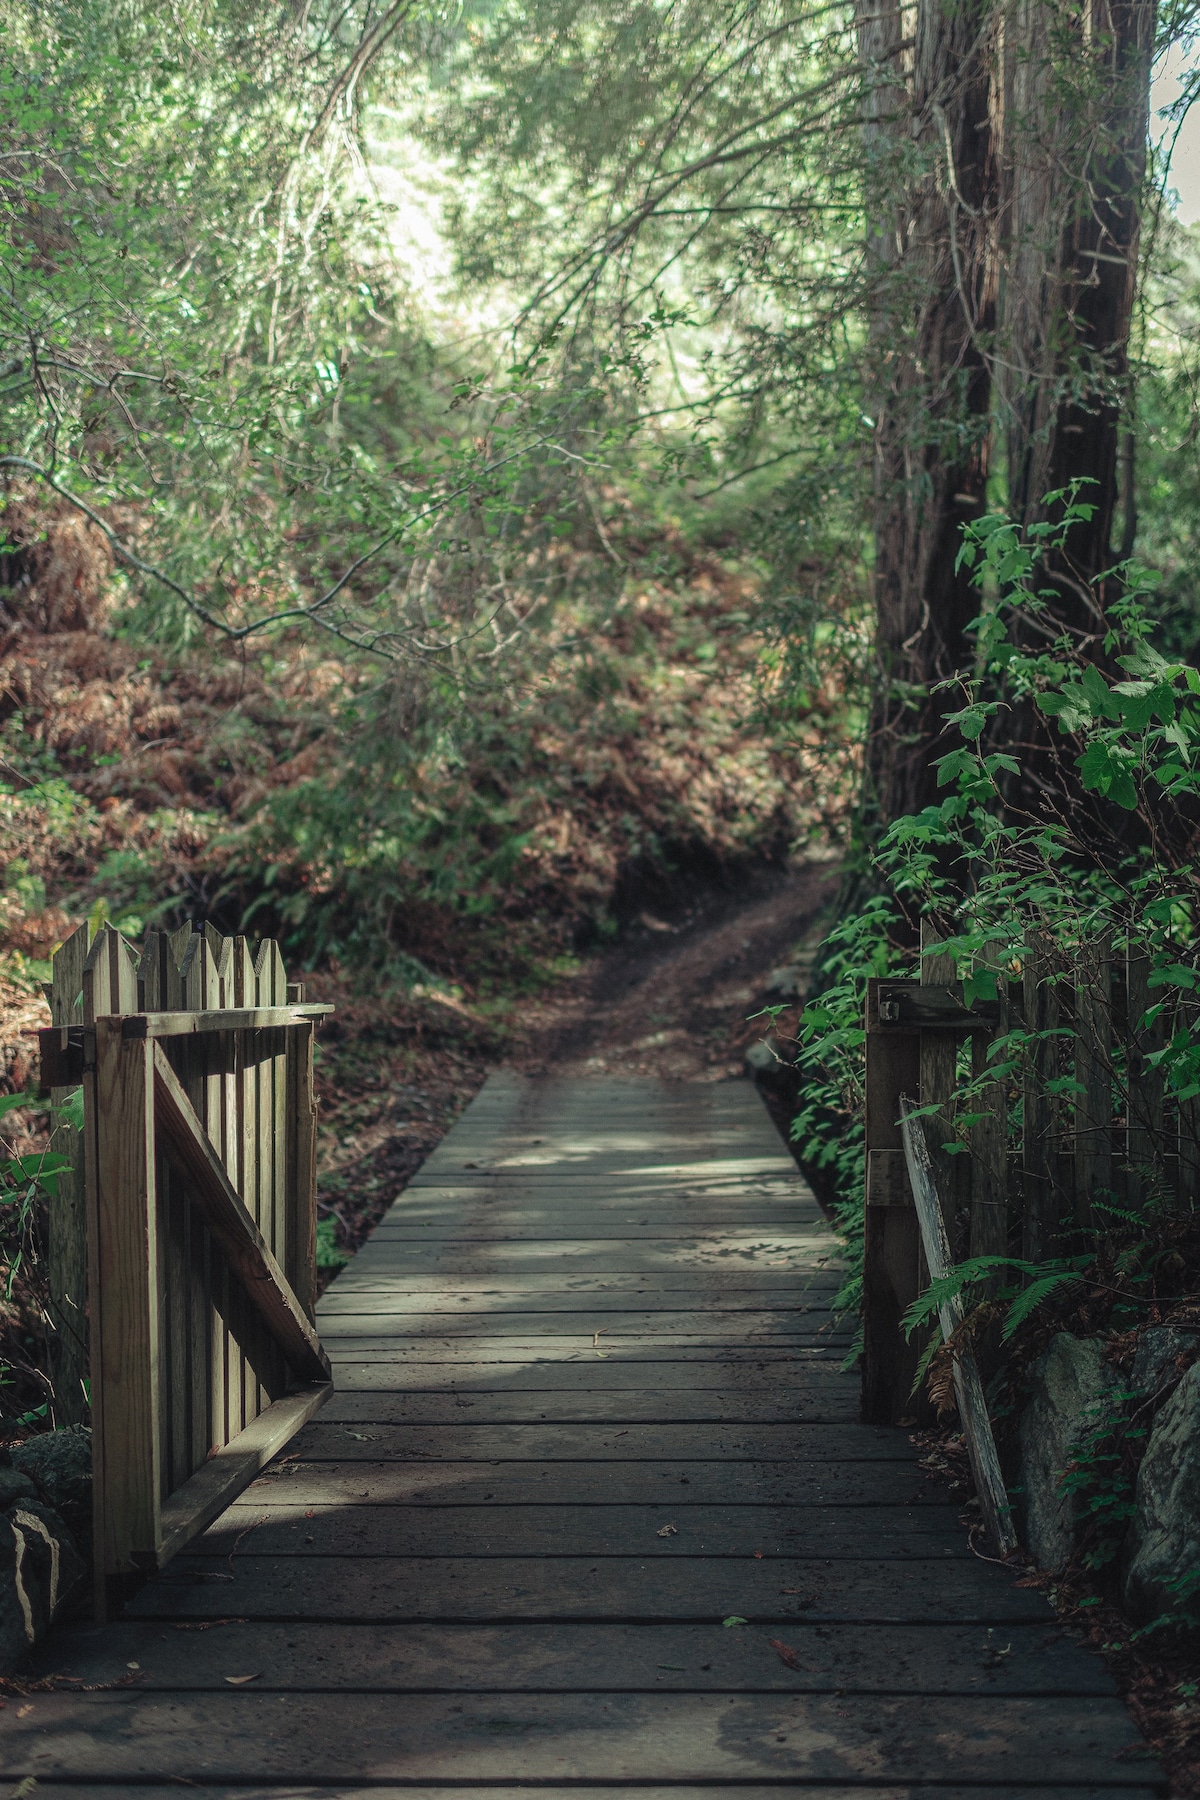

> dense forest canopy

[{"left": 2, "top": 0, "right": 1200, "bottom": 1029}]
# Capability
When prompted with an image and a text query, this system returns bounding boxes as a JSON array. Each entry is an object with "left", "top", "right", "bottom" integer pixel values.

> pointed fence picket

[{"left": 39, "top": 922, "right": 332, "bottom": 1615}]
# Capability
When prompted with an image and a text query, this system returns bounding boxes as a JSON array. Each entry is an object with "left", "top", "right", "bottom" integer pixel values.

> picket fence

[
  {"left": 863, "top": 922, "right": 1199, "bottom": 1424},
  {"left": 38, "top": 921, "right": 332, "bottom": 1614}
]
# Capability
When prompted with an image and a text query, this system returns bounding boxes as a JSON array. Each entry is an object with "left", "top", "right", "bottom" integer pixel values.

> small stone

[
  {"left": 1130, "top": 1326, "right": 1200, "bottom": 1396},
  {"left": 744, "top": 1040, "right": 779, "bottom": 1074},
  {"left": 764, "top": 966, "right": 803, "bottom": 997},
  {"left": 1018, "top": 1334, "right": 1111, "bottom": 1571},
  {"left": 1122, "top": 1362, "right": 1200, "bottom": 1622}
]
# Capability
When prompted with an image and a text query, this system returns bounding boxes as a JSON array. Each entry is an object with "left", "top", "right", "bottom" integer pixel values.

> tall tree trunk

[
  {"left": 984, "top": 0, "right": 1156, "bottom": 856},
  {"left": 994, "top": 0, "right": 1156, "bottom": 599},
  {"left": 860, "top": 0, "right": 998, "bottom": 834}
]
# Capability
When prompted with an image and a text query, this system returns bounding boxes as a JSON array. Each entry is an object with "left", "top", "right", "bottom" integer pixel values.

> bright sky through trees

[{"left": 1156, "top": 42, "right": 1200, "bottom": 223}]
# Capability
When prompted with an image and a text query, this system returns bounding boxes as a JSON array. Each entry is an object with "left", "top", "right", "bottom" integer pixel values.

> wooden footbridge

[{"left": 7, "top": 1072, "right": 1159, "bottom": 1794}]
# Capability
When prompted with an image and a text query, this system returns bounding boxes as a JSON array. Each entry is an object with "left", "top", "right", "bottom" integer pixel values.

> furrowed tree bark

[
  {"left": 860, "top": 0, "right": 998, "bottom": 835},
  {"left": 983, "top": 0, "right": 1157, "bottom": 855},
  {"left": 994, "top": 0, "right": 1156, "bottom": 599}
]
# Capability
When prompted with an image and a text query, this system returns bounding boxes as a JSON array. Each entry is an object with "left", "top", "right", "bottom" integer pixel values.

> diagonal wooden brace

[{"left": 151, "top": 1042, "right": 330, "bottom": 1384}]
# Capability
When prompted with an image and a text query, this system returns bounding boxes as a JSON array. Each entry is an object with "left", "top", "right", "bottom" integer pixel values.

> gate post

[
  {"left": 86, "top": 1021, "right": 162, "bottom": 1618},
  {"left": 861, "top": 978, "right": 924, "bottom": 1424}
]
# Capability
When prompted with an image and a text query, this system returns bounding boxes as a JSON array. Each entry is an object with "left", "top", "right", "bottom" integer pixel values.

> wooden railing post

[
  {"left": 87, "top": 1020, "right": 161, "bottom": 1619},
  {"left": 1022, "top": 934, "right": 1058, "bottom": 1263},
  {"left": 286, "top": 1015, "right": 319, "bottom": 1323},
  {"left": 918, "top": 922, "right": 962, "bottom": 1253},
  {"left": 1074, "top": 934, "right": 1113, "bottom": 1231},
  {"left": 45, "top": 920, "right": 92, "bottom": 1426},
  {"left": 862, "top": 978, "right": 924, "bottom": 1424}
]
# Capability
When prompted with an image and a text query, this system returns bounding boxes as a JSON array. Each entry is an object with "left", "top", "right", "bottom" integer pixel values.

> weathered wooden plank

[
  {"left": 0, "top": 1691, "right": 1140, "bottom": 1786},
  {"left": 253, "top": 945, "right": 284, "bottom": 1425},
  {"left": 285, "top": 1420, "right": 914, "bottom": 1462},
  {"left": 1125, "top": 943, "right": 1165, "bottom": 1199},
  {"left": 401, "top": 1175, "right": 805, "bottom": 1195},
  {"left": 862, "top": 977, "right": 922, "bottom": 1426},
  {"left": 235, "top": 1460, "right": 947, "bottom": 1508},
  {"left": 968, "top": 980, "right": 1008, "bottom": 1261},
  {"left": 159, "top": 924, "right": 213, "bottom": 1478},
  {"left": 179, "top": 930, "right": 235, "bottom": 1452},
  {"left": 140, "top": 931, "right": 192, "bottom": 1496},
  {"left": 31, "top": 1616, "right": 1117, "bottom": 1695},
  {"left": 143, "top": 931, "right": 189, "bottom": 1493},
  {"left": 871, "top": 980, "right": 1000, "bottom": 1031},
  {"left": 325, "top": 1359, "right": 851, "bottom": 1390},
  {"left": 900, "top": 1100, "right": 1016, "bottom": 1558},
  {"left": 45, "top": 918, "right": 92, "bottom": 1425},
  {"left": 151, "top": 1381, "right": 331, "bottom": 1568},
  {"left": 355, "top": 1232, "right": 830, "bottom": 1256},
  {"left": 318, "top": 1288, "right": 840, "bottom": 1315},
  {"left": 1022, "top": 933, "right": 1061, "bottom": 1262},
  {"left": 318, "top": 1312, "right": 840, "bottom": 1342},
  {"left": 285, "top": 1017, "right": 319, "bottom": 1323},
  {"left": 152, "top": 1045, "right": 329, "bottom": 1383},
  {"left": 88, "top": 1018, "right": 161, "bottom": 1609},
  {"left": 196, "top": 1501, "right": 968, "bottom": 1560},
  {"left": 318, "top": 1386, "right": 860, "bottom": 1423},
  {"left": 1074, "top": 935, "right": 1114, "bottom": 1229},
  {"left": 325, "top": 1270, "right": 837, "bottom": 1294},
  {"left": 918, "top": 924, "right": 962, "bottom": 1255},
  {"left": 15, "top": 1788, "right": 1161, "bottom": 1800},
  {"left": 112, "top": 1004, "right": 333, "bottom": 1037},
  {"left": 130, "top": 1553, "right": 1054, "bottom": 1623},
  {"left": 318, "top": 1340, "right": 853, "bottom": 1361}
]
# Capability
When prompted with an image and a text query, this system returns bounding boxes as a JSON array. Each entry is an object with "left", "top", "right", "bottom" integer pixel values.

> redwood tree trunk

[
  {"left": 983, "top": 0, "right": 1157, "bottom": 855},
  {"left": 860, "top": 0, "right": 999, "bottom": 832},
  {"left": 995, "top": 0, "right": 1156, "bottom": 600}
]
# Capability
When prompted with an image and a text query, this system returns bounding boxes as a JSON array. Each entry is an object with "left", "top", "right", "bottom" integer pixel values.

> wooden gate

[
  {"left": 863, "top": 922, "right": 1199, "bottom": 1425},
  {"left": 39, "top": 922, "right": 333, "bottom": 1613}
]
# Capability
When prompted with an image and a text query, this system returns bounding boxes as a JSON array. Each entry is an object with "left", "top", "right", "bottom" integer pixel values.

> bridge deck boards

[{"left": 7, "top": 1073, "right": 1159, "bottom": 1796}]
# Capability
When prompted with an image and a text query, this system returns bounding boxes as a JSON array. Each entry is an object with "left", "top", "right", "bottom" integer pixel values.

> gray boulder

[
  {"left": 1130, "top": 1326, "right": 1200, "bottom": 1397},
  {"left": 0, "top": 1456, "right": 36, "bottom": 1514},
  {"left": 1019, "top": 1334, "right": 1111, "bottom": 1571},
  {"left": 0, "top": 1490, "right": 86, "bottom": 1673},
  {"left": 12, "top": 1427, "right": 92, "bottom": 1548},
  {"left": 1123, "top": 1362, "right": 1200, "bottom": 1623}
]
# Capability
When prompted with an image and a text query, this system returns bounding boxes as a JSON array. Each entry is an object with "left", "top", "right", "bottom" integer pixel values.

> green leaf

[
  {"left": 315, "top": 1215, "right": 349, "bottom": 1270},
  {"left": 945, "top": 704, "right": 990, "bottom": 742},
  {"left": 53, "top": 1087, "right": 85, "bottom": 1133},
  {"left": 1081, "top": 663, "right": 1114, "bottom": 715},
  {"left": 1147, "top": 965, "right": 1200, "bottom": 992},
  {"left": 933, "top": 748, "right": 978, "bottom": 788},
  {"left": 1077, "top": 742, "right": 1139, "bottom": 808},
  {"left": 722, "top": 1616, "right": 748, "bottom": 1628},
  {"left": 962, "top": 968, "right": 998, "bottom": 1007},
  {"left": 1002, "top": 1271, "right": 1080, "bottom": 1338},
  {"left": 1038, "top": 687, "right": 1091, "bottom": 732},
  {"left": 2, "top": 1151, "right": 74, "bottom": 1199}
]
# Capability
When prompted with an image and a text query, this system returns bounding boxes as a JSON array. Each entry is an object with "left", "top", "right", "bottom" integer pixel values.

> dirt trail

[
  {"left": 311, "top": 855, "right": 839, "bottom": 1275},
  {"left": 509, "top": 855, "right": 840, "bottom": 1079}
]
